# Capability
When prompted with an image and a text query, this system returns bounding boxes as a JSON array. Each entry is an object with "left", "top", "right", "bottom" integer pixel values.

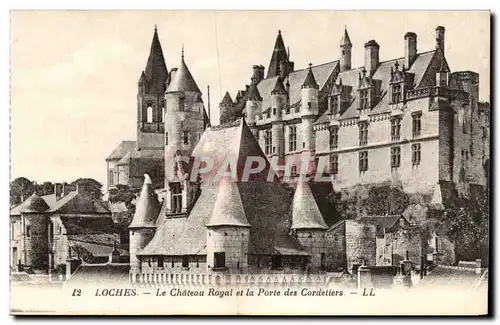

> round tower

[
  {"left": 128, "top": 174, "right": 160, "bottom": 281},
  {"left": 270, "top": 76, "right": 287, "bottom": 121},
  {"left": 301, "top": 64, "right": 319, "bottom": 117},
  {"left": 245, "top": 79, "right": 263, "bottom": 139},
  {"left": 340, "top": 27, "right": 352, "bottom": 72},
  {"left": 164, "top": 49, "right": 205, "bottom": 185},
  {"left": 205, "top": 178, "right": 251, "bottom": 271}
]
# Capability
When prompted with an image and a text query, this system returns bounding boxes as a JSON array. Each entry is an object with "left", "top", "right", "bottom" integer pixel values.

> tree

[
  {"left": 71, "top": 178, "right": 103, "bottom": 200},
  {"left": 363, "top": 185, "right": 409, "bottom": 216},
  {"left": 35, "top": 181, "right": 55, "bottom": 196},
  {"left": 10, "top": 177, "right": 35, "bottom": 206}
]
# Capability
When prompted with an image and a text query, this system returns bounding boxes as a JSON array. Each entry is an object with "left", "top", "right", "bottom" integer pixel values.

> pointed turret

[
  {"left": 220, "top": 91, "right": 233, "bottom": 105},
  {"left": 166, "top": 49, "right": 201, "bottom": 93},
  {"left": 301, "top": 64, "right": 319, "bottom": 89},
  {"left": 291, "top": 182, "right": 328, "bottom": 230},
  {"left": 271, "top": 76, "right": 287, "bottom": 95},
  {"left": 143, "top": 26, "right": 168, "bottom": 95},
  {"left": 340, "top": 27, "right": 352, "bottom": 72},
  {"left": 246, "top": 80, "right": 262, "bottom": 101},
  {"left": 267, "top": 30, "right": 290, "bottom": 78},
  {"left": 340, "top": 27, "right": 352, "bottom": 47},
  {"left": 128, "top": 174, "right": 160, "bottom": 229},
  {"left": 206, "top": 178, "right": 251, "bottom": 227}
]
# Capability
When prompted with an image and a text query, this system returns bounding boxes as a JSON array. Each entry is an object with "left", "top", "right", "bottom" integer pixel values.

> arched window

[
  {"left": 109, "top": 170, "right": 114, "bottom": 186},
  {"left": 147, "top": 105, "right": 153, "bottom": 123}
]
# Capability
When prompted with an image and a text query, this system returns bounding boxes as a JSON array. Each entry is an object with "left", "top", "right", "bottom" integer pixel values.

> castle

[{"left": 112, "top": 26, "right": 489, "bottom": 284}]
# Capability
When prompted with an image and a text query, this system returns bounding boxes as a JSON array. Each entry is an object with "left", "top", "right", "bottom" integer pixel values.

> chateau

[{"left": 109, "top": 26, "right": 489, "bottom": 284}]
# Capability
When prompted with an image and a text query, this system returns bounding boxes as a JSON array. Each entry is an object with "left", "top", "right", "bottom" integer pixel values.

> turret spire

[
  {"left": 128, "top": 174, "right": 160, "bottom": 229},
  {"left": 143, "top": 26, "right": 168, "bottom": 95},
  {"left": 267, "top": 30, "right": 290, "bottom": 78},
  {"left": 301, "top": 63, "right": 319, "bottom": 89},
  {"left": 340, "top": 26, "right": 352, "bottom": 47}
]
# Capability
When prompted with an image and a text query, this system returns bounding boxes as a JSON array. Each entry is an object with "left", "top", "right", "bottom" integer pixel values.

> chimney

[
  {"left": 54, "top": 183, "right": 63, "bottom": 201},
  {"left": 364, "top": 40, "right": 380, "bottom": 76},
  {"left": 169, "top": 67, "right": 178, "bottom": 82},
  {"left": 76, "top": 182, "right": 85, "bottom": 194},
  {"left": 252, "top": 65, "right": 265, "bottom": 84},
  {"left": 436, "top": 26, "right": 445, "bottom": 55},
  {"left": 404, "top": 32, "right": 417, "bottom": 68}
]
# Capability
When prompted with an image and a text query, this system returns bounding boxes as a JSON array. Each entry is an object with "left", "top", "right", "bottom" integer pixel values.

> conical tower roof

[
  {"left": 271, "top": 76, "right": 287, "bottom": 95},
  {"left": 220, "top": 91, "right": 233, "bottom": 105},
  {"left": 246, "top": 82, "right": 262, "bottom": 101},
  {"left": 144, "top": 26, "right": 168, "bottom": 94},
  {"left": 166, "top": 49, "right": 201, "bottom": 93},
  {"left": 340, "top": 27, "right": 352, "bottom": 47},
  {"left": 301, "top": 64, "right": 319, "bottom": 89},
  {"left": 20, "top": 193, "right": 50, "bottom": 213},
  {"left": 291, "top": 181, "right": 328, "bottom": 230},
  {"left": 206, "top": 178, "right": 251, "bottom": 227},
  {"left": 267, "top": 30, "right": 290, "bottom": 78},
  {"left": 129, "top": 174, "right": 160, "bottom": 229}
]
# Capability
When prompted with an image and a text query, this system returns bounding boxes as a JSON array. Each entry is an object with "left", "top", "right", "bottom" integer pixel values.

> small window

[
  {"left": 26, "top": 225, "right": 31, "bottom": 238},
  {"left": 179, "top": 97, "right": 185, "bottom": 111},
  {"left": 359, "top": 90, "right": 369, "bottom": 110},
  {"left": 330, "top": 96, "right": 339, "bottom": 115},
  {"left": 412, "top": 112, "right": 422, "bottom": 138},
  {"left": 171, "top": 257, "right": 174, "bottom": 268},
  {"left": 109, "top": 170, "right": 114, "bottom": 186},
  {"left": 289, "top": 126, "right": 297, "bottom": 152},
  {"left": 264, "top": 130, "right": 272, "bottom": 155},
  {"left": 391, "top": 117, "right": 402, "bottom": 141},
  {"left": 329, "top": 126, "right": 339, "bottom": 150},
  {"left": 170, "top": 183, "right": 182, "bottom": 214},
  {"left": 412, "top": 143, "right": 421, "bottom": 166},
  {"left": 330, "top": 154, "right": 338, "bottom": 175},
  {"left": 399, "top": 218, "right": 405, "bottom": 227},
  {"left": 146, "top": 105, "right": 153, "bottom": 123},
  {"left": 182, "top": 256, "right": 189, "bottom": 268},
  {"left": 165, "top": 132, "right": 169, "bottom": 146},
  {"left": 214, "top": 252, "right": 226, "bottom": 268},
  {"left": 271, "top": 255, "right": 283, "bottom": 270},
  {"left": 183, "top": 131, "right": 189, "bottom": 145},
  {"left": 320, "top": 253, "right": 326, "bottom": 270},
  {"left": 273, "top": 108, "right": 277, "bottom": 115},
  {"left": 158, "top": 256, "right": 164, "bottom": 267},
  {"left": 391, "top": 84, "right": 402, "bottom": 103},
  {"left": 359, "top": 122, "right": 368, "bottom": 146}
]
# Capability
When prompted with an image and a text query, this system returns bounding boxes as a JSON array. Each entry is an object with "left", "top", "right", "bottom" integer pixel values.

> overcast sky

[{"left": 10, "top": 10, "right": 490, "bottom": 186}]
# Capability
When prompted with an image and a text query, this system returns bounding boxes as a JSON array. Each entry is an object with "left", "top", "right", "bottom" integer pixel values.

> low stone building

[{"left": 9, "top": 183, "right": 119, "bottom": 274}]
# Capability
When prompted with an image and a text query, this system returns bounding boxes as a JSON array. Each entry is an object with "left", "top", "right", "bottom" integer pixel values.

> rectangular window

[
  {"left": 182, "top": 256, "right": 189, "bottom": 268},
  {"left": 26, "top": 225, "right": 31, "bottom": 238},
  {"left": 412, "top": 112, "right": 422, "bottom": 138},
  {"left": 265, "top": 130, "right": 272, "bottom": 155},
  {"left": 183, "top": 131, "right": 189, "bottom": 145},
  {"left": 179, "top": 97, "right": 185, "bottom": 111},
  {"left": 329, "top": 126, "right": 339, "bottom": 150},
  {"left": 392, "top": 84, "right": 402, "bottom": 103},
  {"left": 359, "top": 122, "right": 368, "bottom": 146},
  {"left": 290, "top": 165, "right": 297, "bottom": 177},
  {"left": 330, "top": 154, "right": 338, "bottom": 175},
  {"left": 391, "top": 146, "right": 401, "bottom": 168},
  {"left": 165, "top": 132, "right": 169, "bottom": 145},
  {"left": 171, "top": 257, "right": 174, "bottom": 268},
  {"left": 360, "top": 90, "right": 369, "bottom": 110},
  {"left": 289, "top": 126, "right": 297, "bottom": 152},
  {"left": 320, "top": 253, "right": 326, "bottom": 270},
  {"left": 214, "top": 252, "right": 226, "bottom": 268},
  {"left": 10, "top": 222, "right": 14, "bottom": 240},
  {"left": 391, "top": 117, "right": 402, "bottom": 141},
  {"left": 330, "top": 96, "right": 339, "bottom": 115},
  {"left": 158, "top": 256, "right": 164, "bottom": 267},
  {"left": 359, "top": 151, "right": 368, "bottom": 172},
  {"left": 170, "top": 183, "right": 182, "bottom": 214},
  {"left": 412, "top": 143, "right": 421, "bottom": 166}
]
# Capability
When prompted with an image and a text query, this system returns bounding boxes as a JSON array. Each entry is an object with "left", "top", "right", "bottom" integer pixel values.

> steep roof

[
  {"left": 128, "top": 174, "right": 160, "bottom": 228},
  {"left": 116, "top": 151, "right": 131, "bottom": 166},
  {"left": 166, "top": 55, "right": 201, "bottom": 93},
  {"left": 246, "top": 82, "right": 262, "bottom": 101},
  {"left": 301, "top": 65, "right": 320, "bottom": 89},
  {"left": 291, "top": 182, "right": 328, "bottom": 230},
  {"left": 314, "top": 50, "right": 437, "bottom": 124},
  {"left": 106, "top": 141, "right": 137, "bottom": 161},
  {"left": 10, "top": 191, "right": 110, "bottom": 216},
  {"left": 271, "top": 77, "right": 287, "bottom": 95},
  {"left": 257, "top": 61, "right": 339, "bottom": 114},
  {"left": 267, "top": 30, "right": 289, "bottom": 78},
  {"left": 191, "top": 118, "right": 276, "bottom": 182},
  {"left": 206, "top": 178, "right": 251, "bottom": 227},
  {"left": 340, "top": 27, "right": 352, "bottom": 47},
  {"left": 143, "top": 27, "right": 168, "bottom": 95},
  {"left": 220, "top": 91, "right": 233, "bottom": 105}
]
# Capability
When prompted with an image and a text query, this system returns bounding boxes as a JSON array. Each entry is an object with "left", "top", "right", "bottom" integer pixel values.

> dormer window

[
  {"left": 360, "top": 90, "right": 369, "bottom": 110},
  {"left": 329, "top": 126, "right": 339, "bottom": 150},
  {"left": 359, "top": 121, "right": 368, "bottom": 146},
  {"left": 330, "top": 96, "right": 339, "bottom": 115},
  {"left": 391, "top": 84, "right": 402, "bottom": 103}
]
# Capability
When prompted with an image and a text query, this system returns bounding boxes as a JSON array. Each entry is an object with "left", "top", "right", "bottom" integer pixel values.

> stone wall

[
  {"left": 206, "top": 227, "right": 250, "bottom": 269},
  {"left": 344, "top": 220, "right": 377, "bottom": 273}
]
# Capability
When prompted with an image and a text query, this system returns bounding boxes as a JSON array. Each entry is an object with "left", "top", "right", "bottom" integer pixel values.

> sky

[{"left": 10, "top": 10, "right": 490, "bottom": 186}]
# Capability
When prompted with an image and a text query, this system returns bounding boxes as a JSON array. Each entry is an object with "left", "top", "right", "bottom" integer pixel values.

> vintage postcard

[{"left": 9, "top": 10, "right": 490, "bottom": 315}]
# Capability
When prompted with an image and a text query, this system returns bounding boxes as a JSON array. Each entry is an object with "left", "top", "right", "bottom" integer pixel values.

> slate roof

[
  {"left": 291, "top": 181, "right": 328, "bottom": 230},
  {"left": 357, "top": 215, "right": 410, "bottom": 236},
  {"left": 206, "top": 178, "right": 251, "bottom": 227},
  {"left": 10, "top": 191, "right": 110, "bottom": 216},
  {"left": 340, "top": 28, "right": 352, "bottom": 46},
  {"left": 166, "top": 55, "right": 201, "bottom": 93},
  {"left": 143, "top": 27, "right": 168, "bottom": 95},
  {"left": 267, "top": 30, "right": 290, "bottom": 79},
  {"left": 116, "top": 152, "right": 131, "bottom": 166},
  {"left": 106, "top": 141, "right": 137, "bottom": 161},
  {"left": 128, "top": 174, "right": 160, "bottom": 229},
  {"left": 220, "top": 91, "right": 233, "bottom": 105},
  {"left": 314, "top": 50, "right": 439, "bottom": 124},
  {"left": 191, "top": 118, "right": 276, "bottom": 182},
  {"left": 257, "top": 61, "right": 339, "bottom": 113},
  {"left": 18, "top": 193, "right": 50, "bottom": 213}
]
